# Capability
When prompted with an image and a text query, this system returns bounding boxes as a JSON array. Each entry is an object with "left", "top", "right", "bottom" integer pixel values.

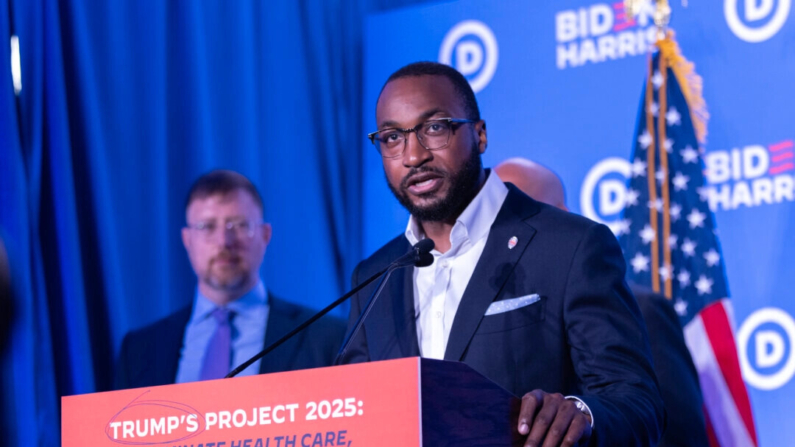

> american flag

[{"left": 618, "top": 34, "right": 758, "bottom": 447}]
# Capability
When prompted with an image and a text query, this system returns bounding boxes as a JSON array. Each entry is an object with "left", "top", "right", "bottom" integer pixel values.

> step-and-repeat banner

[{"left": 362, "top": 1, "right": 794, "bottom": 445}]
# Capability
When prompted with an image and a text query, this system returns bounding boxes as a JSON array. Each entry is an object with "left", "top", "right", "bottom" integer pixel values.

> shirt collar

[
  {"left": 191, "top": 279, "right": 268, "bottom": 322},
  {"left": 404, "top": 169, "right": 509, "bottom": 254}
]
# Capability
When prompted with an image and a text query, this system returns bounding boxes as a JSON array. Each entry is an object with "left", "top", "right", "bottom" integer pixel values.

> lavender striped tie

[{"left": 199, "top": 307, "right": 233, "bottom": 380}]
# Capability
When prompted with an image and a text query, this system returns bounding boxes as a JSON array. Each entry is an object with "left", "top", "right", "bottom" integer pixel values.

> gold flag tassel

[{"left": 656, "top": 30, "right": 710, "bottom": 144}]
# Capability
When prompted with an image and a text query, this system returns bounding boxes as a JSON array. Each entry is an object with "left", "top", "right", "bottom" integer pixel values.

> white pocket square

[{"left": 485, "top": 294, "right": 541, "bottom": 316}]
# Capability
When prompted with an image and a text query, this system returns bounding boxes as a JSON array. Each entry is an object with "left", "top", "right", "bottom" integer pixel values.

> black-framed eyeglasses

[{"left": 367, "top": 117, "right": 475, "bottom": 159}]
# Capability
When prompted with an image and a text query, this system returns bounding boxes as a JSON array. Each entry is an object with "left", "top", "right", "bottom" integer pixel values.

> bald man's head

[{"left": 494, "top": 158, "right": 568, "bottom": 211}]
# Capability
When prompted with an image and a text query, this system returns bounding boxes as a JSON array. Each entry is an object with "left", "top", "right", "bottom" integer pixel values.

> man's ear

[
  {"left": 261, "top": 223, "right": 273, "bottom": 246},
  {"left": 476, "top": 120, "right": 487, "bottom": 154},
  {"left": 182, "top": 227, "right": 191, "bottom": 250}
]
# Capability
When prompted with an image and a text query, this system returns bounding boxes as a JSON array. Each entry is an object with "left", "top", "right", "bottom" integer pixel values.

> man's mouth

[
  {"left": 404, "top": 172, "right": 444, "bottom": 196},
  {"left": 213, "top": 253, "right": 241, "bottom": 265}
]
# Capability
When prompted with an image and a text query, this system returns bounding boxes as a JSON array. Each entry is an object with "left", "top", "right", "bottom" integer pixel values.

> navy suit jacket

[
  {"left": 115, "top": 295, "right": 346, "bottom": 390},
  {"left": 339, "top": 186, "right": 665, "bottom": 446},
  {"left": 632, "top": 285, "right": 709, "bottom": 447}
]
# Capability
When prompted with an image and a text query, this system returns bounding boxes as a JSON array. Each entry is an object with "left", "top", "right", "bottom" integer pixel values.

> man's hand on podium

[{"left": 517, "top": 390, "right": 592, "bottom": 447}]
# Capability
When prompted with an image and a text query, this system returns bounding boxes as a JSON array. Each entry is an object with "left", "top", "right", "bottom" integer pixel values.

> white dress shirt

[
  {"left": 404, "top": 173, "right": 595, "bottom": 428},
  {"left": 405, "top": 171, "right": 508, "bottom": 359}
]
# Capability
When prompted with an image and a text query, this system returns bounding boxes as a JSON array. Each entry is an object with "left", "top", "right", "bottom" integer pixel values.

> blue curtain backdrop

[{"left": 0, "top": 0, "right": 427, "bottom": 444}]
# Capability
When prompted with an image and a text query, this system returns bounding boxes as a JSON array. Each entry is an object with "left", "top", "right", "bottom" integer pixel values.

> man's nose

[
  {"left": 402, "top": 132, "right": 432, "bottom": 167},
  {"left": 208, "top": 225, "right": 237, "bottom": 246},
  {"left": 223, "top": 225, "right": 242, "bottom": 247}
]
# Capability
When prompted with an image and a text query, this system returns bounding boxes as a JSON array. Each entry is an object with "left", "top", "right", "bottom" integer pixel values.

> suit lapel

[
  {"left": 154, "top": 307, "right": 191, "bottom": 386},
  {"left": 367, "top": 242, "right": 421, "bottom": 360},
  {"left": 444, "top": 188, "right": 539, "bottom": 361},
  {"left": 258, "top": 296, "right": 300, "bottom": 374},
  {"left": 393, "top": 265, "right": 421, "bottom": 358}
]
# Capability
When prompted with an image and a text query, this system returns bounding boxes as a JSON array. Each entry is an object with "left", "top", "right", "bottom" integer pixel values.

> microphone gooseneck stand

[
  {"left": 226, "top": 239, "right": 435, "bottom": 378},
  {"left": 333, "top": 246, "right": 433, "bottom": 365}
]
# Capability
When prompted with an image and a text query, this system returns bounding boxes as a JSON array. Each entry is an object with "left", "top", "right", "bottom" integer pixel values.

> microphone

[
  {"left": 334, "top": 239, "right": 434, "bottom": 364},
  {"left": 383, "top": 238, "right": 434, "bottom": 269},
  {"left": 225, "top": 239, "right": 435, "bottom": 378},
  {"left": 415, "top": 251, "right": 433, "bottom": 268}
]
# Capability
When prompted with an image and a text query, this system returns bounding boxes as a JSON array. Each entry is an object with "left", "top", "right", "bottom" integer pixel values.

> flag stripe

[
  {"left": 704, "top": 406, "right": 720, "bottom": 447},
  {"left": 701, "top": 300, "right": 758, "bottom": 443},
  {"left": 684, "top": 312, "right": 756, "bottom": 447}
]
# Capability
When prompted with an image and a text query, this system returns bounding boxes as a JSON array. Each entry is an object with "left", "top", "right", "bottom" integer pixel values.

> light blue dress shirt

[{"left": 175, "top": 281, "right": 269, "bottom": 383}]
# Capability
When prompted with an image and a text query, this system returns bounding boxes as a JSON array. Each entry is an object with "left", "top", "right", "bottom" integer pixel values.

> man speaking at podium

[
  {"left": 338, "top": 62, "right": 664, "bottom": 446},
  {"left": 116, "top": 170, "right": 345, "bottom": 389}
]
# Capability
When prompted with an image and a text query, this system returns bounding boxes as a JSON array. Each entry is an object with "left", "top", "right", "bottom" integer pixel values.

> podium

[{"left": 63, "top": 358, "right": 522, "bottom": 446}]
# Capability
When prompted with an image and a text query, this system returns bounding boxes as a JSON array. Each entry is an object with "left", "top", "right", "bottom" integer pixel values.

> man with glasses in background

[
  {"left": 339, "top": 62, "right": 664, "bottom": 446},
  {"left": 115, "top": 170, "right": 345, "bottom": 389}
]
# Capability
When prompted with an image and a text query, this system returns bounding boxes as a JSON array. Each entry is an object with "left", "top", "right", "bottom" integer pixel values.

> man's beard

[
  {"left": 388, "top": 146, "right": 483, "bottom": 223},
  {"left": 204, "top": 253, "right": 249, "bottom": 292}
]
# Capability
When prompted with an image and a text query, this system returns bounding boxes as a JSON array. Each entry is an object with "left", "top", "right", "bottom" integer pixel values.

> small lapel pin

[{"left": 508, "top": 236, "right": 518, "bottom": 249}]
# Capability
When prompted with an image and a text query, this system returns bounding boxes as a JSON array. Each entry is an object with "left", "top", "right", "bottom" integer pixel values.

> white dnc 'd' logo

[
  {"left": 725, "top": 0, "right": 791, "bottom": 42},
  {"left": 439, "top": 20, "right": 498, "bottom": 93},
  {"left": 580, "top": 157, "right": 631, "bottom": 235},
  {"left": 738, "top": 307, "right": 795, "bottom": 390}
]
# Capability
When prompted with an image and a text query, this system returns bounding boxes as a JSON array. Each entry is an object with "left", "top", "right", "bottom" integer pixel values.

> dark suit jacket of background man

[
  {"left": 115, "top": 295, "right": 346, "bottom": 389},
  {"left": 632, "top": 284, "right": 709, "bottom": 447},
  {"left": 339, "top": 186, "right": 665, "bottom": 446}
]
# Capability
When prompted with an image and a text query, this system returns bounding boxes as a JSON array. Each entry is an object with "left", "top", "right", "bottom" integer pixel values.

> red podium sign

[{"left": 62, "top": 358, "right": 520, "bottom": 446}]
